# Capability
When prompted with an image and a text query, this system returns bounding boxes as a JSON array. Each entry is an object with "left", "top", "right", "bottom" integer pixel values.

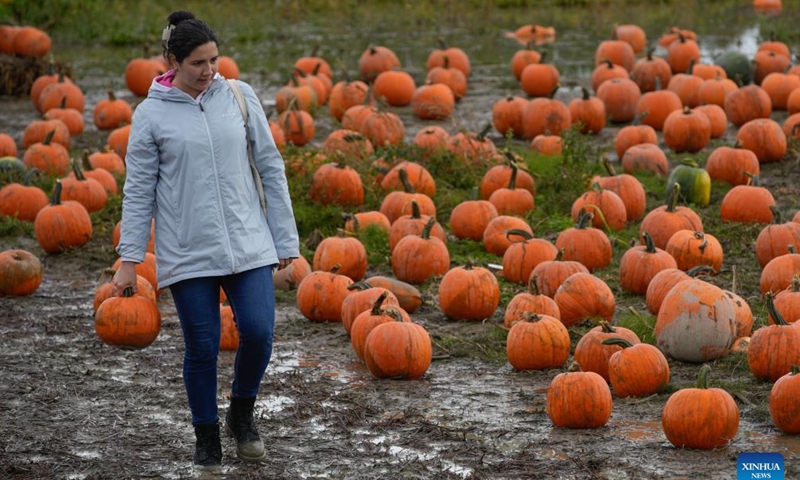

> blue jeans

[{"left": 170, "top": 265, "right": 275, "bottom": 426}]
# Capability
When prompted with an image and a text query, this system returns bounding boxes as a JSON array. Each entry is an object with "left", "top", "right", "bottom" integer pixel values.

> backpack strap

[{"left": 227, "top": 79, "right": 267, "bottom": 219}]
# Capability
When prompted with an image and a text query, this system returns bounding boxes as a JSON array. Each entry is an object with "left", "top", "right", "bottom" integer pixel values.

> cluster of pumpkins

[{"left": 1, "top": 0, "right": 799, "bottom": 452}]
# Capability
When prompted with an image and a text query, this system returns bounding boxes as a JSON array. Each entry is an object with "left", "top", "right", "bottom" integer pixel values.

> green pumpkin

[
  {"left": 667, "top": 160, "right": 711, "bottom": 207},
  {"left": 715, "top": 51, "right": 753, "bottom": 86},
  {"left": 0, "top": 156, "right": 26, "bottom": 173}
]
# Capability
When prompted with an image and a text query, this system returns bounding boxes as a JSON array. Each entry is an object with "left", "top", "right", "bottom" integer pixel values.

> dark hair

[{"left": 163, "top": 10, "right": 218, "bottom": 63}]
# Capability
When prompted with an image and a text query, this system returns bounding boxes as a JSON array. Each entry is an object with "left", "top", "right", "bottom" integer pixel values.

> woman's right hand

[{"left": 112, "top": 261, "right": 139, "bottom": 296}]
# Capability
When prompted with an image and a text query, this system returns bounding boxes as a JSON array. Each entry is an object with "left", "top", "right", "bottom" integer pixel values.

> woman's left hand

[{"left": 277, "top": 258, "right": 294, "bottom": 271}]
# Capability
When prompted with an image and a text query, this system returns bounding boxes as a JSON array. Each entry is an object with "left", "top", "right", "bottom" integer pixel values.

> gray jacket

[{"left": 117, "top": 73, "right": 300, "bottom": 288}]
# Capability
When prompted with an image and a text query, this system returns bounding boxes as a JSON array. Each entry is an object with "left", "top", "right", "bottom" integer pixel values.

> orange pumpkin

[
  {"left": 372, "top": 69, "right": 416, "bottom": 107},
  {"left": 604, "top": 338, "right": 670, "bottom": 397},
  {"left": 705, "top": 145, "right": 759, "bottom": 186},
  {"left": 94, "top": 287, "right": 161, "bottom": 349},
  {"left": 591, "top": 157, "right": 646, "bottom": 221},
  {"left": 506, "top": 313, "right": 570, "bottom": 370},
  {"left": 93, "top": 89, "right": 133, "bottom": 131},
  {"left": 630, "top": 48, "right": 672, "bottom": 93},
  {"left": 295, "top": 266, "right": 354, "bottom": 323},
  {"left": 568, "top": 87, "right": 606, "bottom": 134},
  {"left": 391, "top": 217, "right": 450, "bottom": 285},
  {"left": 724, "top": 85, "right": 772, "bottom": 127},
  {"left": 411, "top": 82, "right": 455, "bottom": 120},
  {"left": 720, "top": 176, "right": 776, "bottom": 224},
  {"left": 34, "top": 181, "right": 93, "bottom": 254},
  {"left": 663, "top": 106, "right": 711, "bottom": 153},
  {"left": 547, "top": 371, "right": 613, "bottom": 429},
  {"left": 574, "top": 321, "right": 641, "bottom": 382},
  {"left": 309, "top": 162, "right": 364, "bottom": 207},
  {"left": 555, "top": 211, "right": 611, "bottom": 272},
  {"left": 760, "top": 248, "right": 800, "bottom": 298},
  {"left": 272, "top": 255, "right": 311, "bottom": 291},
  {"left": 364, "top": 275, "right": 422, "bottom": 314},
  {"left": 388, "top": 200, "right": 447, "bottom": 252},
  {"left": 503, "top": 277, "right": 561, "bottom": 328},
  {"left": 661, "top": 365, "right": 739, "bottom": 449},
  {"left": 426, "top": 39, "right": 470, "bottom": 76},
  {"left": 218, "top": 305, "right": 240, "bottom": 352},
  {"left": 482, "top": 215, "right": 533, "bottom": 257},
  {"left": 596, "top": 77, "right": 641, "bottom": 123},
  {"left": 770, "top": 365, "right": 800, "bottom": 434},
  {"left": 665, "top": 230, "right": 723, "bottom": 272},
  {"left": 594, "top": 40, "right": 635, "bottom": 72},
  {"left": 747, "top": 292, "right": 800, "bottom": 382},
  {"left": 448, "top": 190, "right": 499, "bottom": 241},
  {"left": 769, "top": 275, "right": 800, "bottom": 326},
  {"left": 341, "top": 284, "right": 401, "bottom": 335},
  {"left": 570, "top": 183, "right": 627, "bottom": 231},
  {"left": 640, "top": 184, "right": 704, "bottom": 249},
  {"left": 358, "top": 45, "right": 401, "bottom": 83},
  {"left": 93, "top": 271, "right": 156, "bottom": 313},
  {"left": 0, "top": 249, "right": 43, "bottom": 297},
  {"left": 0, "top": 169, "right": 49, "bottom": 222},
  {"left": 619, "top": 232, "right": 679, "bottom": 295},
  {"left": 553, "top": 272, "right": 615, "bottom": 327},
  {"left": 313, "top": 230, "right": 368, "bottom": 282},
  {"left": 363, "top": 319, "right": 431, "bottom": 380},
  {"left": 614, "top": 123, "right": 657, "bottom": 159},
  {"left": 349, "top": 292, "right": 409, "bottom": 361},
  {"left": 756, "top": 208, "right": 800, "bottom": 268},
  {"left": 621, "top": 143, "right": 668, "bottom": 177},
  {"left": 501, "top": 230, "right": 558, "bottom": 284},
  {"left": 439, "top": 261, "right": 500, "bottom": 321},
  {"left": 530, "top": 250, "right": 590, "bottom": 298},
  {"left": 736, "top": 118, "right": 787, "bottom": 164}
]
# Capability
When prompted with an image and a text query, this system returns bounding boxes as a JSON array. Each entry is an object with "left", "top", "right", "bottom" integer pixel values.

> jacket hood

[{"left": 147, "top": 71, "right": 225, "bottom": 102}]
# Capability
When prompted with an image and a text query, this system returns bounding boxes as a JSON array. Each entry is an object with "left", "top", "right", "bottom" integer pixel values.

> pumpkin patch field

[{"left": 2, "top": 1, "right": 800, "bottom": 478}]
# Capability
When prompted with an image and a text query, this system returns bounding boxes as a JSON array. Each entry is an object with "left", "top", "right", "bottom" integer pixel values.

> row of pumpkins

[{"left": 0, "top": 5, "right": 799, "bottom": 452}]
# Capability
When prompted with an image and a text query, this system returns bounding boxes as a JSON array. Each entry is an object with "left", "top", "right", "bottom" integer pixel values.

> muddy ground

[{"left": 2, "top": 33, "right": 800, "bottom": 480}]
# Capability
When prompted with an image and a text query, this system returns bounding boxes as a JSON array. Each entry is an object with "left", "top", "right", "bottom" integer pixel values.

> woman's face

[{"left": 170, "top": 41, "right": 219, "bottom": 98}]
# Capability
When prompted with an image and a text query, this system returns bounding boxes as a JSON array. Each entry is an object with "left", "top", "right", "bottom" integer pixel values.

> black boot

[
  {"left": 193, "top": 423, "right": 222, "bottom": 470},
  {"left": 225, "top": 396, "right": 266, "bottom": 462}
]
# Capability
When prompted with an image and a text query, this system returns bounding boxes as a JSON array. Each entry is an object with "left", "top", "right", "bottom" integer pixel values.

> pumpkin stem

[
  {"left": 600, "top": 337, "right": 634, "bottom": 348},
  {"left": 398, "top": 168, "right": 415, "bottom": 193},
  {"left": 468, "top": 186, "right": 480, "bottom": 201},
  {"left": 81, "top": 149, "right": 93, "bottom": 171},
  {"left": 599, "top": 320, "right": 617, "bottom": 333},
  {"left": 370, "top": 291, "right": 389, "bottom": 315},
  {"left": 791, "top": 365, "right": 800, "bottom": 376},
  {"left": 22, "top": 168, "right": 41, "bottom": 186},
  {"left": 789, "top": 244, "right": 796, "bottom": 254},
  {"left": 581, "top": 87, "right": 591, "bottom": 101},
  {"left": 51, "top": 180, "right": 63, "bottom": 206},
  {"left": 520, "top": 311, "right": 543, "bottom": 323},
  {"left": 580, "top": 203, "right": 612, "bottom": 232},
  {"left": 507, "top": 162, "right": 518, "bottom": 189},
  {"left": 42, "top": 129, "right": 56, "bottom": 146},
  {"left": 693, "top": 231, "right": 708, "bottom": 252},
  {"left": 602, "top": 154, "right": 616, "bottom": 176},
  {"left": 347, "top": 280, "right": 372, "bottom": 292},
  {"left": 695, "top": 364, "right": 712, "bottom": 389},
  {"left": 666, "top": 182, "right": 681, "bottom": 213},
  {"left": 463, "top": 259, "right": 475, "bottom": 270},
  {"left": 478, "top": 123, "right": 492, "bottom": 141},
  {"left": 576, "top": 210, "right": 594, "bottom": 229},
  {"left": 71, "top": 158, "right": 86, "bottom": 181},
  {"left": 122, "top": 286, "right": 134, "bottom": 298},
  {"left": 790, "top": 274, "right": 800, "bottom": 293},
  {"left": 505, "top": 228, "right": 534, "bottom": 242},
  {"left": 554, "top": 249, "right": 564, "bottom": 261},
  {"left": 420, "top": 216, "right": 437, "bottom": 240},
  {"left": 528, "top": 274, "right": 542, "bottom": 296},
  {"left": 410, "top": 199, "right": 422, "bottom": 219},
  {"left": 686, "top": 264, "right": 717, "bottom": 277},
  {"left": 768, "top": 205, "right": 783, "bottom": 224},
  {"left": 329, "top": 264, "right": 342, "bottom": 274},
  {"left": 642, "top": 231, "right": 657, "bottom": 253},
  {"left": 437, "top": 37, "right": 448, "bottom": 50},
  {"left": 766, "top": 291, "right": 790, "bottom": 326},
  {"left": 548, "top": 84, "right": 560, "bottom": 99}
]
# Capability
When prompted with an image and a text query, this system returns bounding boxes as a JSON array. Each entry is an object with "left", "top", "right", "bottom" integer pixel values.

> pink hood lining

[{"left": 155, "top": 70, "right": 176, "bottom": 86}]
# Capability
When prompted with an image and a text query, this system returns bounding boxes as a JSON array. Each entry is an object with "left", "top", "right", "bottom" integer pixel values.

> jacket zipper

[{"left": 199, "top": 100, "right": 236, "bottom": 270}]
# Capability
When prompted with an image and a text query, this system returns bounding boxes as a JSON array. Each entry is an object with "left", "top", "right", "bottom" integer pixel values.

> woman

[{"left": 113, "top": 10, "right": 300, "bottom": 470}]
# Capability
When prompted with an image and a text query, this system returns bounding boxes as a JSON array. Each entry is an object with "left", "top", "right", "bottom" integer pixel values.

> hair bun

[{"left": 167, "top": 10, "right": 196, "bottom": 26}]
